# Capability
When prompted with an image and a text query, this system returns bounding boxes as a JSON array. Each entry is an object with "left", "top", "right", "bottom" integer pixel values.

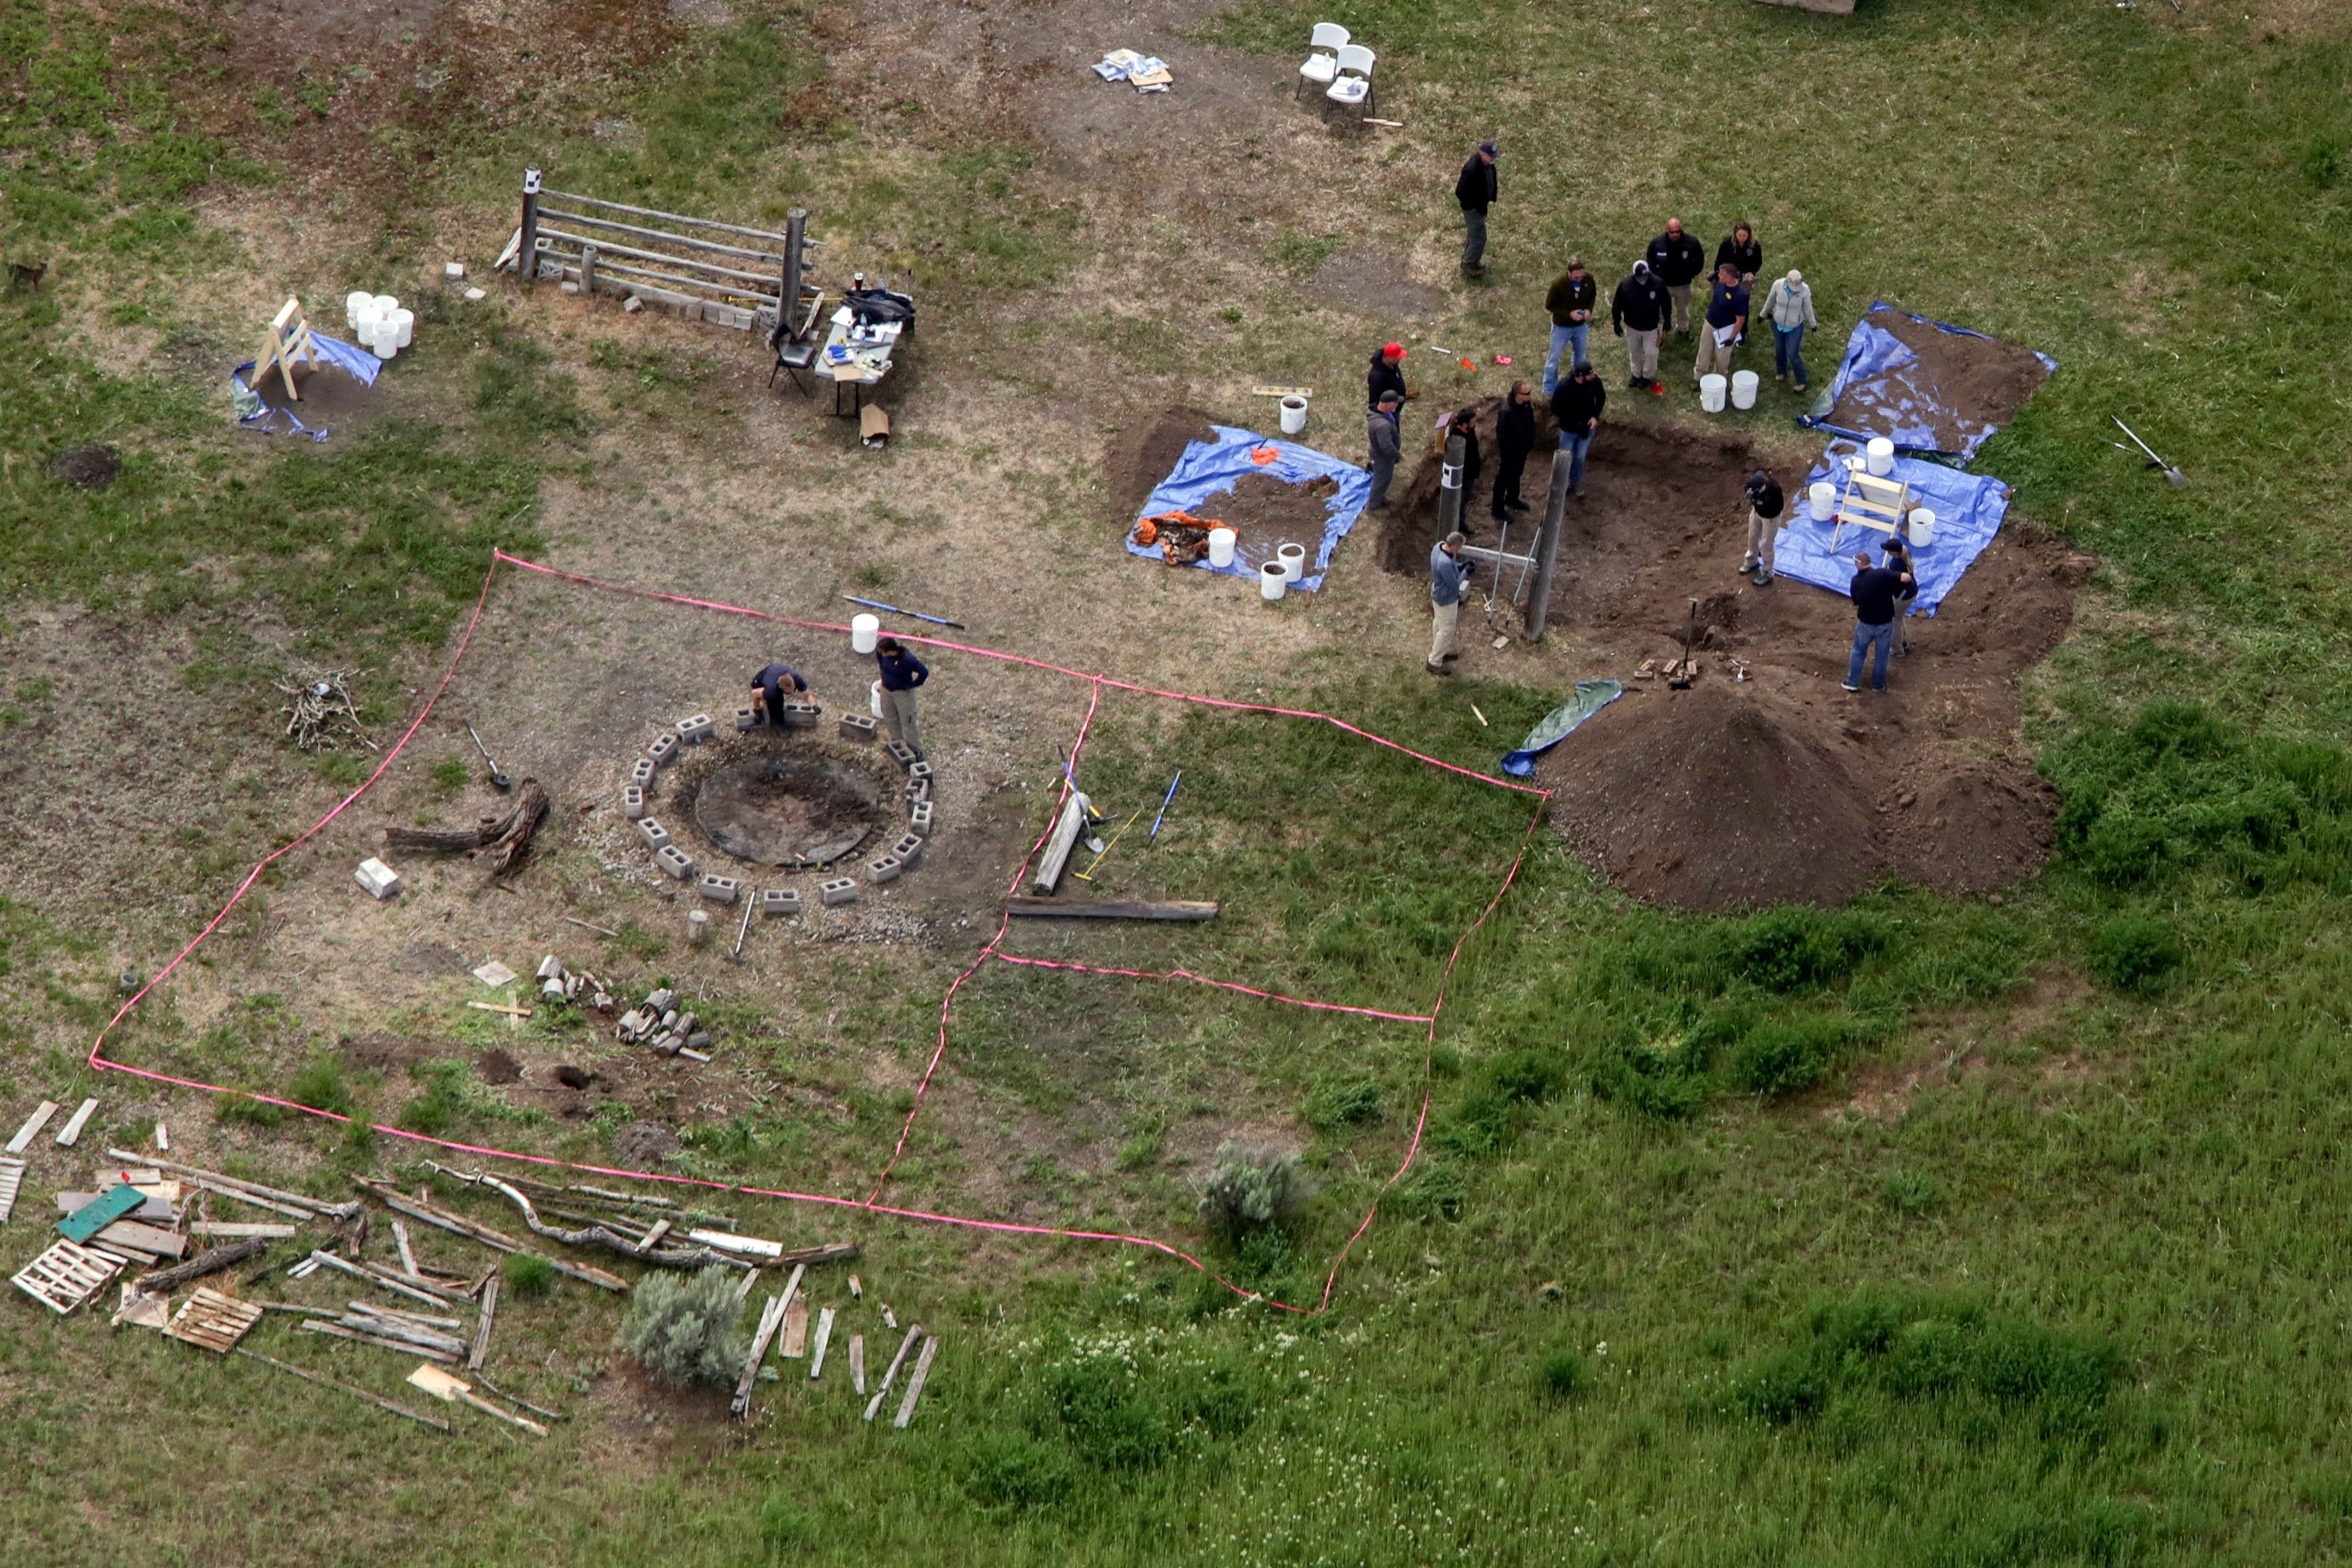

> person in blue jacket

[{"left": 875, "top": 636, "right": 929, "bottom": 758}]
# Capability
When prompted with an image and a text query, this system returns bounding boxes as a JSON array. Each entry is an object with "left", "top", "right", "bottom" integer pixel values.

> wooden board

[
  {"left": 893, "top": 1335, "right": 940, "bottom": 1429},
  {"left": 12, "top": 1237, "right": 121, "bottom": 1314},
  {"left": 53, "top": 1098, "right": 98, "bottom": 1147},
  {"left": 1005, "top": 897, "right": 1219, "bottom": 921},
  {"left": 807, "top": 1306, "right": 836, "bottom": 1380},
  {"left": 60, "top": 1191, "right": 176, "bottom": 1223},
  {"left": 5, "top": 1100, "right": 59, "bottom": 1155},
  {"left": 166, "top": 1287, "right": 265, "bottom": 1354},
  {"left": 780, "top": 1296, "right": 809, "bottom": 1358},
  {"left": 93, "top": 1220, "right": 188, "bottom": 1260},
  {"left": 56, "top": 1183, "right": 146, "bottom": 1243},
  {"left": 188, "top": 1221, "right": 298, "bottom": 1239},
  {"left": 0, "top": 1157, "right": 23, "bottom": 1224}
]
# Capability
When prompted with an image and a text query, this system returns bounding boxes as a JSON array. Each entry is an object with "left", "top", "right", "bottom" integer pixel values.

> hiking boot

[
  {"left": 1754, "top": 570, "right": 1773, "bottom": 586},
  {"left": 1737, "top": 560, "right": 1756, "bottom": 576},
  {"left": 1427, "top": 662, "right": 1455, "bottom": 677},
  {"left": 1506, "top": 499, "right": 1531, "bottom": 512},
  {"left": 1572, "top": 486, "right": 1587, "bottom": 499},
  {"left": 1793, "top": 382, "right": 1809, "bottom": 395},
  {"left": 1842, "top": 681, "right": 1861, "bottom": 693}
]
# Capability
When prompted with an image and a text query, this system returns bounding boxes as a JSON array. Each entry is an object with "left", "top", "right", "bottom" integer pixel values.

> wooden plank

[
  {"left": 689, "top": 1228, "right": 782, "bottom": 1259},
  {"left": 94, "top": 1221, "right": 187, "bottom": 1259},
  {"left": 349, "top": 1178, "right": 627, "bottom": 1292},
  {"left": 56, "top": 1183, "right": 146, "bottom": 1242},
  {"left": 59, "top": 1191, "right": 176, "bottom": 1223},
  {"left": 0, "top": 1157, "right": 22, "bottom": 1224},
  {"left": 536, "top": 208, "right": 785, "bottom": 265},
  {"left": 110, "top": 1150, "right": 359, "bottom": 1219},
  {"left": 807, "top": 1306, "right": 836, "bottom": 1381},
  {"left": 849, "top": 1332, "right": 866, "bottom": 1395},
  {"left": 299, "top": 1319, "right": 460, "bottom": 1363},
  {"left": 302, "top": 1249, "right": 455, "bottom": 1310},
  {"left": 730, "top": 1293, "right": 790, "bottom": 1417},
  {"left": 237, "top": 1349, "right": 450, "bottom": 1431},
  {"left": 166, "top": 1288, "right": 265, "bottom": 1354},
  {"left": 6, "top": 1100, "right": 59, "bottom": 1155},
  {"left": 355, "top": 1302, "right": 467, "bottom": 1331},
  {"left": 536, "top": 188, "right": 792, "bottom": 245},
  {"left": 53, "top": 1098, "right": 99, "bottom": 1147},
  {"left": 12, "top": 1237, "right": 121, "bottom": 1313},
  {"left": 1005, "top": 897, "right": 1219, "bottom": 921},
  {"left": 862, "top": 1326, "right": 924, "bottom": 1423},
  {"left": 780, "top": 1296, "right": 810, "bottom": 1359},
  {"left": 391, "top": 1219, "right": 419, "bottom": 1278},
  {"left": 406, "top": 1364, "right": 548, "bottom": 1437},
  {"left": 535, "top": 225, "right": 782, "bottom": 287},
  {"left": 188, "top": 1221, "right": 298, "bottom": 1239},
  {"left": 893, "top": 1335, "right": 939, "bottom": 1428},
  {"left": 469, "top": 1276, "right": 498, "bottom": 1372},
  {"left": 1029, "top": 794, "right": 1090, "bottom": 896}
]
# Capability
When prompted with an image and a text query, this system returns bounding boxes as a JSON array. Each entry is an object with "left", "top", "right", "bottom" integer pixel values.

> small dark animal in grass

[{"left": 7, "top": 259, "right": 45, "bottom": 290}]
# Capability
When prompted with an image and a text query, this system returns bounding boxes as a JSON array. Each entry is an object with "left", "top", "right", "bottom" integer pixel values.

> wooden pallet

[
  {"left": 0, "top": 1157, "right": 23, "bottom": 1224},
  {"left": 12, "top": 1237, "right": 123, "bottom": 1314},
  {"left": 166, "top": 1288, "right": 265, "bottom": 1354}
]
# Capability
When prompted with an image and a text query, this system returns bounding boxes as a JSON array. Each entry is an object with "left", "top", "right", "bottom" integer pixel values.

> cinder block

[
  {"left": 629, "top": 756, "right": 657, "bottom": 788},
  {"left": 866, "top": 853, "right": 903, "bottom": 884},
  {"left": 761, "top": 887, "right": 802, "bottom": 917},
  {"left": 734, "top": 705, "right": 767, "bottom": 731},
  {"left": 780, "top": 704, "right": 821, "bottom": 730},
  {"left": 677, "top": 713, "right": 715, "bottom": 744},
  {"left": 819, "top": 878, "right": 858, "bottom": 907},
  {"left": 354, "top": 857, "right": 401, "bottom": 900},
  {"left": 908, "top": 799, "right": 934, "bottom": 837},
  {"left": 884, "top": 739, "right": 918, "bottom": 771},
  {"left": 889, "top": 832, "right": 924, "bottom": 869},
  {"left": 839, "top": 713, "right": 878, "bottom": 741},
  {"left": 906, "top": 760, "right": 935, "bottom": 786},
  {"left": 647, "top": 732, "right": 681, "bottom": 766},
  {"left": 622, "top": 784, "right": 646, "bottom": 820},
  {"left": 904, "top": 777, "right": 931, "bottom": 804},
  {"left": 656, "top": 844, "right": 696, "bottom": 880},
  {"left": 698, "top": 873, "right": 740, "bottom": 904},
  {"left": 637, "top": 816, "right": 672, "bottom": 852}
]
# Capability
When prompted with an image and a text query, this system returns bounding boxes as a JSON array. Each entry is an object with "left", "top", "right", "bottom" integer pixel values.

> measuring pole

[
  {"left": 1436, "top": 429, "right": 1466, "bottom": 543},
  {"left": 1523, "top": 439, "right": 1572, "bottom": 641},
  {"left": 780, "top": 208, "right": 807, "bottom": 344},
  {"left": 519, "top": 168, "right": 542, "bottom": 287}
]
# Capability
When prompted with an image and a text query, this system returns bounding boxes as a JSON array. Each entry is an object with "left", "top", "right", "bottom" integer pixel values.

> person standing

[
  {"left": 1367, "top": 341, "right": 1410, "bottom": 411},
  {"left": 1760, "top": 269, "right": 1817, "bottom": 391},
  {"left": 875, "top": 635, "right": 929, "bottom": 755},
  {"left": 1456, "top": 141, "right": 1499, "bottom": 277},
  {"left": 1611, "top": 258, "right": 1670, "bottom": 394},
  {"left": 1449, "top": 405, "right": 1483, "bottom": 531},
  {"left": 1366, "top": 389, "right": 1403, "bottom": 510},
  {"left": 1490, "top": 380, "right": 1536, "bottom": 521},
  {"left": 1693, "top": 263, "right": 1748, "bottom": 391},
  {"left": 1427, "top": 531, "right": 1476, "bottom": 675},
  {"left": 749, "top": 659, "right": 807, "bottom": 727},
  {"left": 1740, "top": 469, "right": 1784, "bottom": 585},
  {"left": 1542, "top": 257, "right": 1596, "bottom": 394},
  {"left": 1842, "top": 549, "right": 1914, "bottom": 693},
  {"left": 1548, "top": 360, "right": 1605, "bottom": 500},
  {"left": 1715, "top": 222, "right": 1762, "bottom": 287},
  {"left": 1646, "top": 218, "right": 1707, "bottom": 336},
  {"left": 1882, "top": 534, "right": 1920, "bottom": 653}
]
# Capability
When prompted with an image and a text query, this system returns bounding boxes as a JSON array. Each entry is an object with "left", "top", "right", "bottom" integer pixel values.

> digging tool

[
  {"left": 730, "top": 895, "right": 755, "bottom": 961},
  {"left": 465, "top": 723, "right": 512, "bottom": 791},
  {"left": 2111, "top": 416, "right": 2186, "bottom": 486},
  {"left": 1074, "top": 807, "right": 1145, "bottom": 882},
  {"left": 1148, "top": 772, "right": 1181, "bottom": 840},
  {"left": 841, "top": 594, "right": 967, "bottom": 631},
  {"left": 1667, "top": 598, "right": 1698, "bottom": 689}
]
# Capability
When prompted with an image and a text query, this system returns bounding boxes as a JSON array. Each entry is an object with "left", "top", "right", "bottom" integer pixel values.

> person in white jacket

[{"left": 1760, "top": 270, "right": 1818, "bottom": 392}]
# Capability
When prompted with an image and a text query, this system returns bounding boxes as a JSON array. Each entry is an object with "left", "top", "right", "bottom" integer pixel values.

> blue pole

[{"left": 1148, "top": 772, "right": 1181, "bottom": 839}]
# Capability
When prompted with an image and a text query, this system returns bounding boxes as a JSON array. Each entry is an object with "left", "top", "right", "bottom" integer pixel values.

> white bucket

[
  {"left": 352, "top": 307, "right": 379, "bottom": 343},
  {"left": 372, "top": 294, "right": 399, "bottom": 319},
  {"left": 346, "top": 290, "right": 372, "bottom": 326},
  {"left": 1206, "top": 527, "right": 1237, "bottom": 568},
  {"left": 870, "top": 680, "right": 885, "bottom": 718},
  {"left": 1260, "top": 561, "right": 1287, "bottom": 602},
  {"left": 1699, "top": 373, "right": 1727, "bottom": 413},
  {"left": 1846, "top": 455, "right": 1868, "bottom": 480},
  {"left": 1730, "top": 370, "right": 1760, "bottom": 410},
  {"left": 1809, "top": 481, "right": 1836, "bottom": 522},
  {"left": 850, "top": 613, "right": 881, "bottom": 654},
  {"left": 1278, "top": 543, "right": 1306, "bottom": 583},
  {"left": 1866, "top": 437, "right": 1895, "bottom": 477},
  {"left": 1907, "top": 508, "right": 1937, "bottom": 549},
  {"left": 1278, "top": 396, "right": 1308, "bottom": 437},
  {"left": 370, "top": 323, "right": 396, "bottom": 360},
  {"left": 391, "top": 308, "right": 414, "bottom": 348}
]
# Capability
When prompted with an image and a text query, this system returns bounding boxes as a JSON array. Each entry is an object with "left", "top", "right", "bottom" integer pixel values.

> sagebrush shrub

[
  {"left": 1198, "top": 1141, "right": 1313, "bottom": 1236},
  {"left": 618, "top": 1265, "right": 745, "bottom": 1388}
]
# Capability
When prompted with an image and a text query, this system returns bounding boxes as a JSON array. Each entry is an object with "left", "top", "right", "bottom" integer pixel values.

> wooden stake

[
  {"left": 392, "top": 1220, "right": 419, "bottom": 1278},
  {"left": 849, "top": 1333, "right": 866, "bottom": 1395},
  {"left": 893, "top": 1335, "right": 939, "bottom": 1429},
  {"left": 807, "top": 1306, "right": 836, "bottom": 1380},
  {"left": 469, "top": 1275, "right": 499, "bottom": 1372},
  {"left": 862, "top": 1325, "right": 923, "bottom": 1422},
  {"left": 238, "top": 1349, "right": 450, "bottom": 1431}
]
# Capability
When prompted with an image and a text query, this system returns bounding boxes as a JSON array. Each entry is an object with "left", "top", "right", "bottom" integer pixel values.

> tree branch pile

[{"left": 275, "top": 668, "right": 374, "bottom": 752}]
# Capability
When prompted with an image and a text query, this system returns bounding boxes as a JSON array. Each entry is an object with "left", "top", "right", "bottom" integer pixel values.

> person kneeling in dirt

[
  {"left": 1741, "top": 469, "right": 1784, "bottom": 586},
  {"left": 1843, "top": 549, "right": 1915, "bottom": 694},
  {"left": 1427, "top": 531, "right": 1476, "bottom": 676},
  {"left": 751, "top": 659, "right": 808, "bottom": 726},
  {"left": 874, "top": 636, "right": 929, "bottom": 758}
]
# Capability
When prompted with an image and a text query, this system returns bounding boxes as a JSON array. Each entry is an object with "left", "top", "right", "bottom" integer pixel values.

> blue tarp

[
  {"left": 1500, "top": 680, "right": 1622, "bottom": 778},
  {"left": 1126, "top": 424, "right": 1372, "bottom": 592},
  {"left": 232, "top": 332, "right": 383, "bottom": 441},
  {"left": 1771, "top": 443, "right": 2013, "bottom": 617},
  {"left": 1800, "top": 303, "right": 2054, "bottom": 463}
]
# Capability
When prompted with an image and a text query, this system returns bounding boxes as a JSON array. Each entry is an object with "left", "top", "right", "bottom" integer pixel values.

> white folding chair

[
  {"left": 1324, "top": 44, "right": 1376, "bottom": 122},
  {"left": 1295, "top": 23, "right": 1349, "bottom": 101}
]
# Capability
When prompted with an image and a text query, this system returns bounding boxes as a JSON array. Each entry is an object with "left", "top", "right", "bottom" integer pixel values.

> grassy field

[{"left": 5, "top": 0, "right": 2352, "bottom": 1564}]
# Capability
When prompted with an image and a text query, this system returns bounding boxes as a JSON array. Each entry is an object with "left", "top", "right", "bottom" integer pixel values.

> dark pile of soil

[
  {"left": 1846, "top": 306, "right": 2051, "bottom": 452},
  {"left": 1106, "top": 405, "right": 1217, "bottom": 521},
  {"left": 48, "top": 445, "right": 120, "bottom": 488},
  {"left": 253, "top": 363, "right": 381, "bottom": 429},
  {"left": 1148, "top": 471, "right": 1340, "bottom": 582},
  {"left": 612, "top": 1121, "right": 682, "bottom": 1166},
  {"left": 475, "top": 1049, "right": 521, "bottom": 1084}
]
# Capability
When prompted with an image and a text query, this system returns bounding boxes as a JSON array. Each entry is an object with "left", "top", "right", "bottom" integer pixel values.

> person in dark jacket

[
  {"left": 1646, "top": 218, "right": 1708, "bottom": 335},
  {"left": 1542, "top": 257, "right": 1596, "bottom": 393},
  {"left": 1548, "top": 361, "right": 1605, "bottom": 498},
  {"left": 1882, "top": 535, "right": 1920, "bottom": 653},
  {"left": 1456, "top": 141, "right": 1499, "bottom": 276},
  {"left": 1715, "top": 222, "right": 1762, "bottom": 287},
  {"left": 749, "top": 660, "right": 807, "bottom": 727},
  {"left": 1842, "top": 550, "right": 1915, "bottom": 693},
  {"left": 875, "top": 636, "right": 929, "bottom": 756},
  {"left": 1365, "top": 389, "right": 1404, "bottom": 510},
  {"left": 1490, "top": 381, "right": 1537, "bottom": 520},
  {"left": 1367, "top": 342, "right": 1410, "bottom": 411},
  {"left": 1611, "top": 259, "right": 1671, "bottom": 393},
  {"left": 1448, "top": 405, "right": 1483, "bottom": 531},
  {"left": 1693, "top": 263, "right": 1749, "bottom": 390},
  {"left": 1741, "top": 469, "right": 1784, "bottom": 585}
]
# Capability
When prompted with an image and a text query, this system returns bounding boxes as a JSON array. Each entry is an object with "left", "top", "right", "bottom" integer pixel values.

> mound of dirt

[
  {"left": 48, "top": 445, "right": 120, "bottom": 489},
  {"left": 1885, "top": 756, "right": 2057, "bottom": 897},
  {"left": 612, "top": 1120, "right": 682, "bottom": 1166},
  {"left": 1107, "top": 406, "right": 1217, "bottom": 521},
  {"left": 1856, "top": 306, "right": 2051, "bottom": 452},
  {"left": 1139, "top": 471, "right": 1341, "bottom": 581}
]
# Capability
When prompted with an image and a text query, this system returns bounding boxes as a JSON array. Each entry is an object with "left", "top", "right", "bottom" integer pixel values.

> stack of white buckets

[
  {"left": 1805, "top": 438, "right": 1937, "bottom": 548},
  {"left": 346, "top": 291, "right": 414, "bottom": 360}
]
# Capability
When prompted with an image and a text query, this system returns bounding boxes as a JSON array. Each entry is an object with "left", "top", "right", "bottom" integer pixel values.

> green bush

[
  {"left": 287, "top": 1055, "right": 354, "bottom": 1117},
  {"left": 618, "top": 1266, "right": 745, "bottom": 1388},
  {"left": 397, "top": 1061, "right": 466, "bottom": 1137},
  {"left": 214, "top": 1090, "right": 283, "bottom": 1127},
  {"left": 1198, "top": 1141, "right": 1313, "bottom": 1236},
  {"left": 1725, "top": 908, "right": 1891, "bottom": 992},
  {"left": 960, "top": 1430, "right": 1074, "bottom": 1513},
  {"left": 1728, "top": 1348, "right": 1829, "bottom": 1425},
  {"left": 1535, "top": 1349, "right": 1587, "bottom": 1401},
  {"left": 1729, "top": 1015, "right": 1851, "bottom": 1097},
  {"left": 1303, "top": 1072, "right": 1382, "bottom": 1131},
  {"left": 1882, "top": 1170, "right": 1946, "bottom": 1216},
  {"left": 2086, "top": 914, "right": 2185, "bottom": 993},
  {"left": 503, "top": 1253, "right": 555, "bottom": 1296},
  {"left": 1436, "top": 1047, "right": 1569, "bottom": 1155},
  {"left": 1048, "top": 1356, "right": 1176, "bottom": 1471}
]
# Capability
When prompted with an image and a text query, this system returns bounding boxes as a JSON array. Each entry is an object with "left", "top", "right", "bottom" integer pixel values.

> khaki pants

[
  {"left": 1625, "top": 326, "right": 1659, "bottom": 381},
  {"left": 1743, "top": 509, "right": 1776, "bottom": 576},
  {"left": 1667, "top": 284, "right": 1692, "bottom": 333},
  {"left": 1694, "top": 331, "right": 1735, "bottom": 385},
  {"left": 1427, "top": 599, "right": 1459, "bottom": 669},
  {"left": 881, "top": 686, "right": 922, "bottom": 755}
]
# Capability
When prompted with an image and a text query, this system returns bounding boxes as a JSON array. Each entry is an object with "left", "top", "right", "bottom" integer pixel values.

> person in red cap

[{"left": 1367, "top": 341, "right": 1412, "bottom": 411}]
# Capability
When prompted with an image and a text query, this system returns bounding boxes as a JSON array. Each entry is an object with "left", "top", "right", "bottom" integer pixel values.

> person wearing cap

[
  {"left": 1741, "top": 469, "right": 1784, "bottom": 586},
  {"left": 1646, "top": 218, "right": 1708, "bottom": 336},
  {"left": 1490, "top": 380, "right": 1537, "bottom": 522},
  {"left": 874, "top": 635, "right": 929, "bottom": 757},
  {"left": 1715, "top": 222, "right": 1762, "bottom": 288},
  {"left": 1447, "top": 404, "right": 1483, "bottom": 532},
  {"left": 1693, "top": 262, "right": 1749, "bottom": 391},
  {"left": 749, "top": 659, "right": 808, "bottom": 727},
  {"left": 1427, "top": 531, "right": 1476, "bottom": 675},
  {"left": 1548, "top": 360, "right": 1605, "bottom": 500},
  {"left": 1366, "top": 388, "right": 1404, "bottom": 511},
  {"left": 1542, "top": 257, "right": 1597, "bottom": 395},
  {"left": 1367, "top": 341, "right": 1411, "bottom": 411},
  {"left": 1842, "top": 548, "right": 1914, "bottom": 693},
  {"left": 1612, "top": 259, "right": 1671, "bottom": 394},
  {"left": 1760, "top": 268, "right": 1818, "bottom": 391},
  {"left": 1456, "top": 140, "right": 1499, "bottom": 277}
]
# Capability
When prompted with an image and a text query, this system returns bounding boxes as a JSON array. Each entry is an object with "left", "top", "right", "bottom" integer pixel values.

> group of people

[{"left": 751, "top": 635, "right": 931, "bottom": 754}]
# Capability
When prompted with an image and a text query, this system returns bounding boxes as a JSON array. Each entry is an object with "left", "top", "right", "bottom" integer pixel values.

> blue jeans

[
  {"left": 1847, "top": 619, "right": 1893, "bottom": 690},
  {"left": 1775, "top": 325, "right": 1808, "bottom": 386},
  {"left": 1544, "top": 323, "right": 1588, "bottom": 394},
  {"left": 1558, "top": 428, "right": 1593, "bottom": 490}
]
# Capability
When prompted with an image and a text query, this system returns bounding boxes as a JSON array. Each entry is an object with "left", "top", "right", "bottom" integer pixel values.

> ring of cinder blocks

[{"left": 618, "top": 698, "right": 935, "bottom": 913}]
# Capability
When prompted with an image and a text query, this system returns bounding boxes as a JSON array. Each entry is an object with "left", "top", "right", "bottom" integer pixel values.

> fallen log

[
  {"left": 134, "top": 1237, "right": 270, "bottom": 1294},
  {"left": 348, "top": 1176, "right": 625, "bottom": 1291},
  {"left": 382, "top": 777, "right": 549, "bottom": 876}
]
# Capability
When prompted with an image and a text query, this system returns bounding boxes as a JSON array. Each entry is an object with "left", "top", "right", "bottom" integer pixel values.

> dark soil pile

[
  {"left": 1884, "top": 757, "right": 2057, "bottom": 896},
  {"left": 1107, "top": 405, "right": 1217, "bottom": 521},
  {"left": 612, "top": 1121, "right": 682, "bottom": 1166},
  {"left": 1850, "top": 306, "right": 2051, "bottom": 452},
  {"left": 253, "top": 363, "right": 381, "bottom": 429},
  {"left": 48, "top": 445, "right": 120, "bottom": 488}
]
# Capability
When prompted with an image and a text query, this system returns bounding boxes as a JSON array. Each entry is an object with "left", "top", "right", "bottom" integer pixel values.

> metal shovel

[
  {"left": 2111, "top": 416, "right": 2186, "bottom": 486},
  {"left": 466, "top": 723, "right": 512, "bottom": 791}
]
